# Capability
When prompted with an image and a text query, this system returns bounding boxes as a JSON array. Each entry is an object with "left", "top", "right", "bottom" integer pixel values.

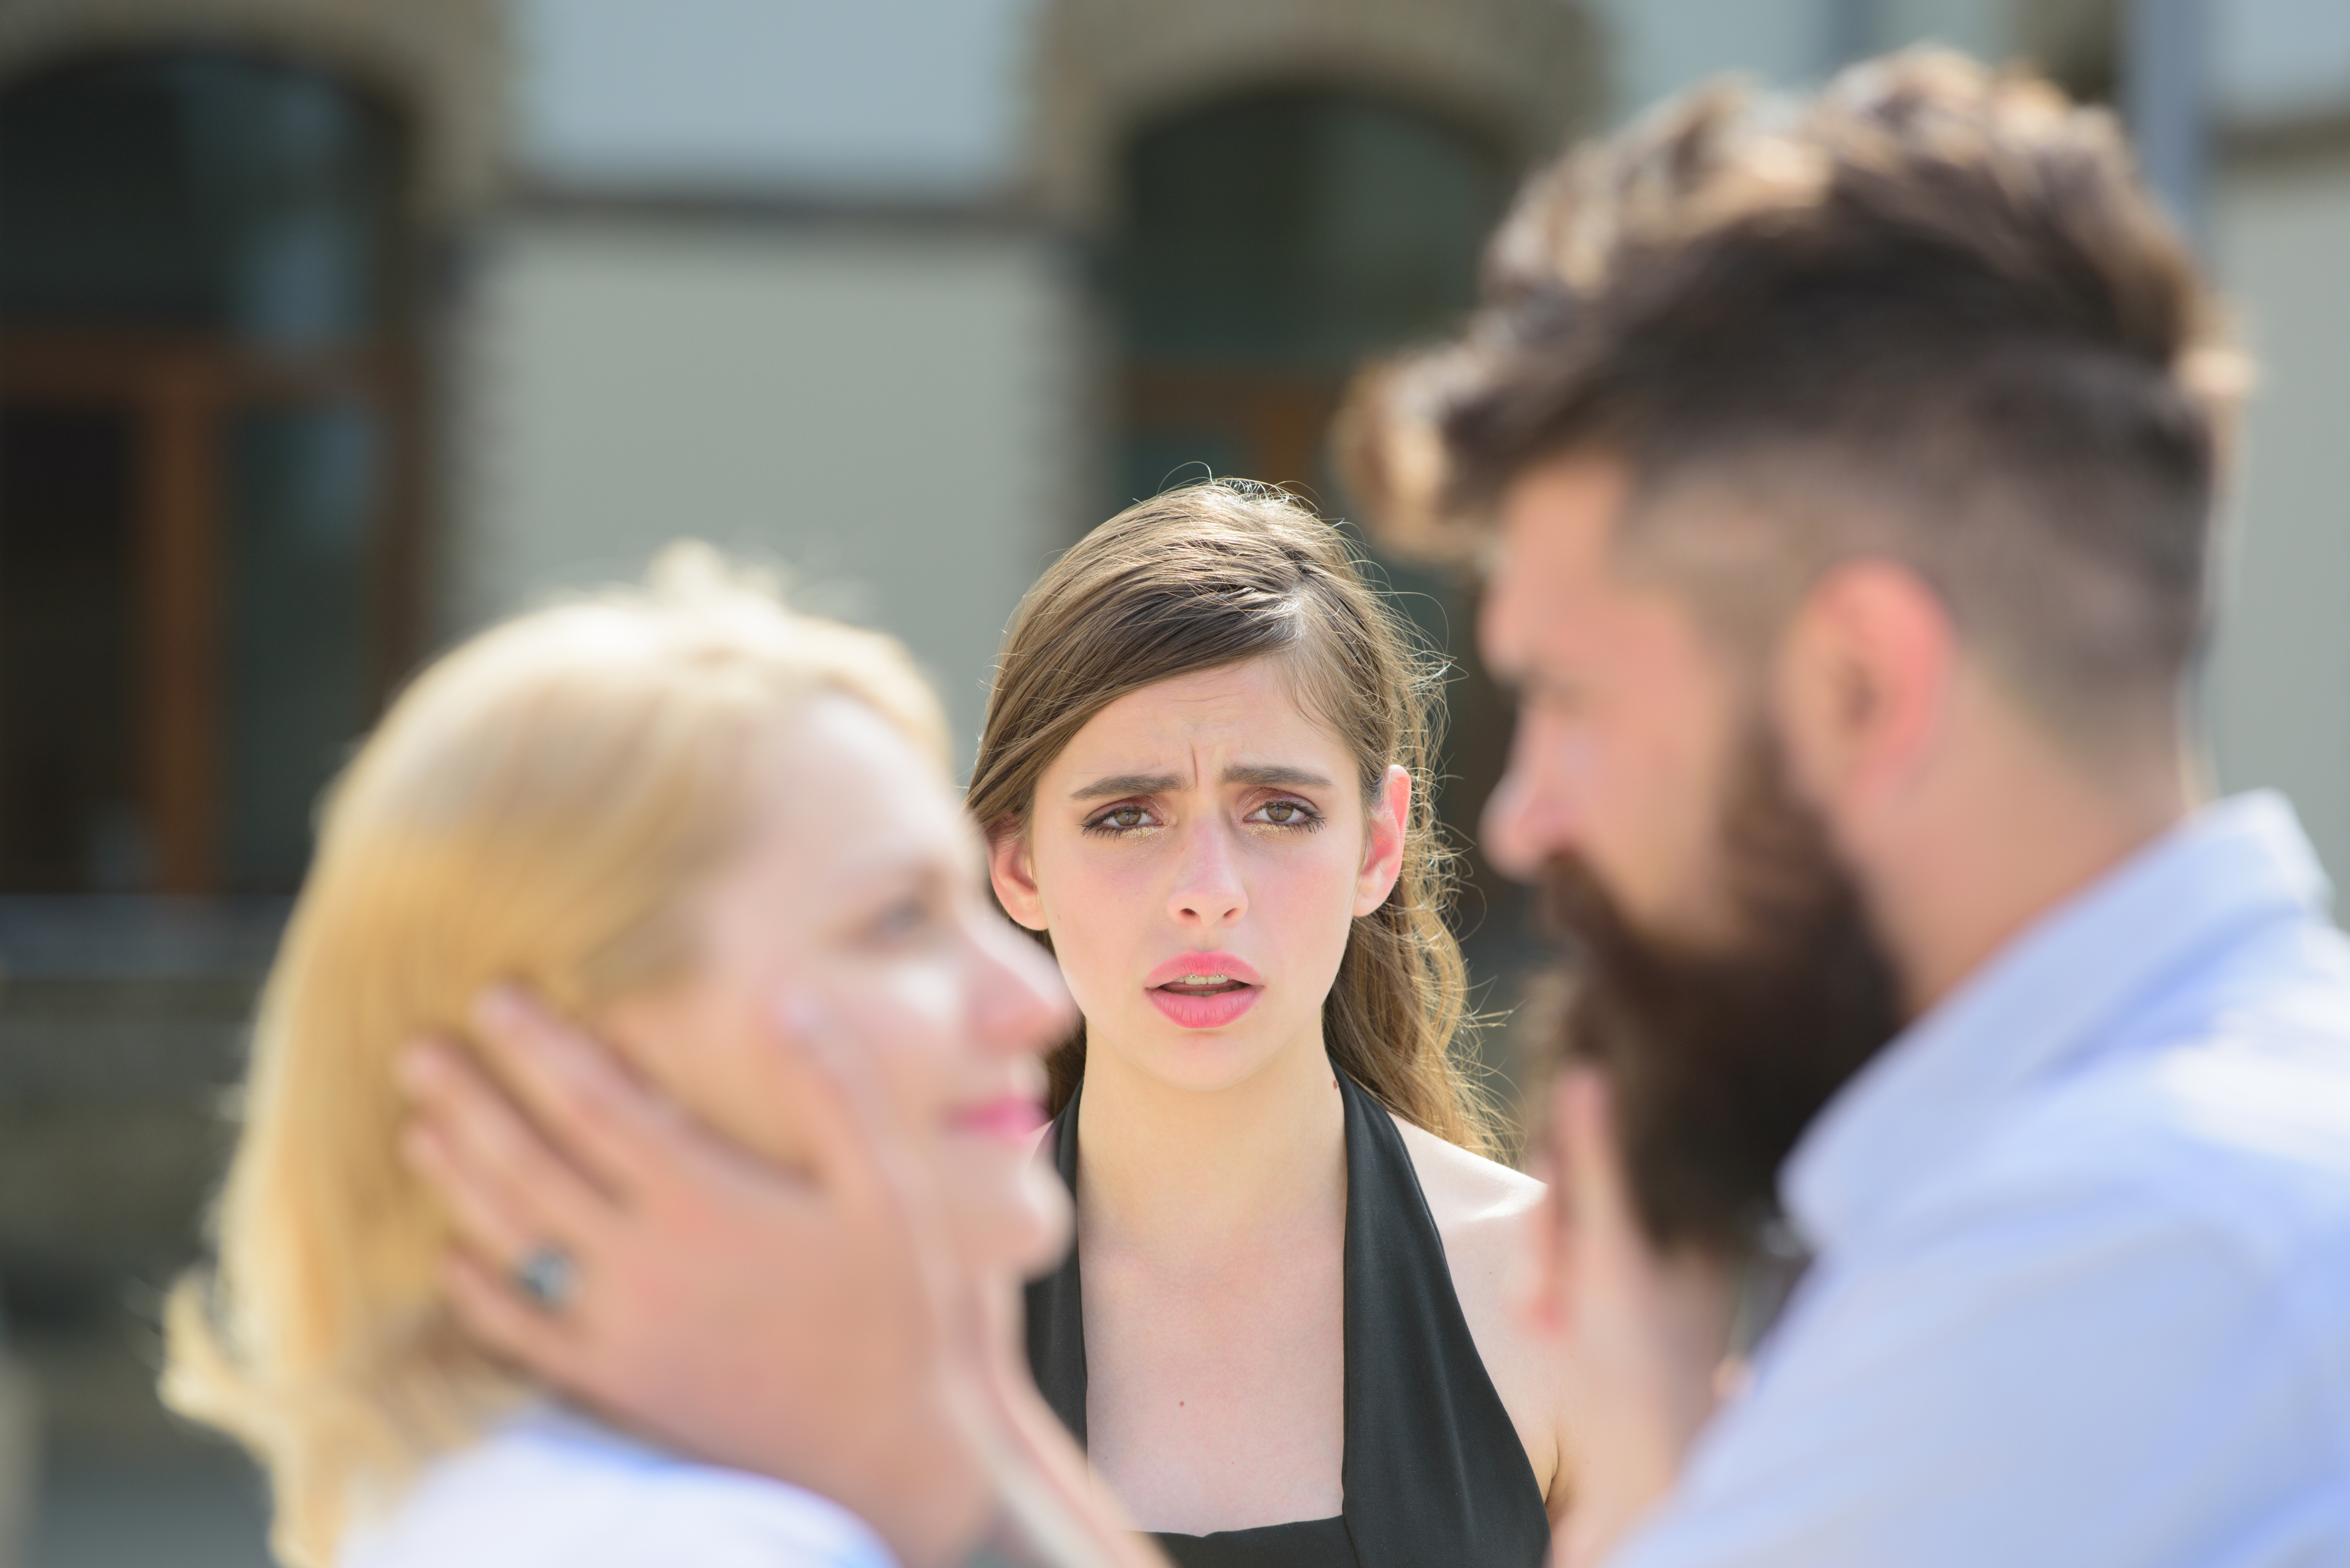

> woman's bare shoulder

[
  {"left": 1389, "top": 1114, "right": 1567, "bottom": 1502},
  {"left": 1391, "top": 1114, "right": 1544, "bottom": 1235}
]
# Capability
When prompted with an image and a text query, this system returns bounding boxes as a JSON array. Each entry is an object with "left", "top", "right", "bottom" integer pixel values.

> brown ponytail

[{"left": 967, "top": 480, "right": 1495, "bottom": 1154}]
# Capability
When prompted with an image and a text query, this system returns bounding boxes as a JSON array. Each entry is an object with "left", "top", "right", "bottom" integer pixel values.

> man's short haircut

[{"left": 1342, "top": 50, "right": 2246, "bottom": 742}]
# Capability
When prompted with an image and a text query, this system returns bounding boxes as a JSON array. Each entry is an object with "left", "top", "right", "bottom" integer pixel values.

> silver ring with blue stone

[{"left": 511, "top": 1243, "right": 577, "bottom": 1315}]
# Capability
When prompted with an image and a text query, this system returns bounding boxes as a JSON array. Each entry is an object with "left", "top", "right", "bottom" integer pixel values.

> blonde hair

[
  {"left": 967, "top": 481, "right": 1496, "bottom": 1154},
  {"left": 163, "top": 545, "right": 945, "bottom": 1568}
]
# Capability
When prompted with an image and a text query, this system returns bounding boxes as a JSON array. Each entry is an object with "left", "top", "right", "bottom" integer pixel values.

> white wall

[
  {"left": 2205, "top": 152, "right": 2350, "bottom": 886},
  {"left": 1591, "top": 0, "right": 2014, "bottom": 121},
  {"left": 2214, "top": 0, "right": 2350, "bottom": 123},
  {"left": 1872, "top": 0, "right": 2003, "bottom": 62},
  {"left": 509, "top": 0, "right": 1038, "bottom": 198},
  {"left": 1594, "top": 0, "right": 1835, "bottom": 119},
  {"left": 452, "top": 217, "right": 1078, "bottom": 765}
]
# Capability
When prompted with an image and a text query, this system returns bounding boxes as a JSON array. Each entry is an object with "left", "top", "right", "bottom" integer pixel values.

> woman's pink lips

[
  {"left": 1147, "top": 983, "right": 1260, "bottom": 1030},
  {"left": 953, "top": 1096, "right": 1049, "bottom": 1141},
  {"left": 1143, "top": 950, "right": 1263, "bottom": 988},
  {"left": 1144, "top": 951, "right": 1263, "bottom": 1031}
]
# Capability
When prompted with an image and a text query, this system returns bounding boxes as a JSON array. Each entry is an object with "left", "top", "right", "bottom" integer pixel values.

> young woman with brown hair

[{"left": 972, "top": 480, "right": 1569, "bottom": 1566}]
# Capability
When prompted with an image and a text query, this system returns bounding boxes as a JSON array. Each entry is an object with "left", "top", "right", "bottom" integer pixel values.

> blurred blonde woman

[{"left": 162, "top": 548, "right": 1110, "bottom": 1568}]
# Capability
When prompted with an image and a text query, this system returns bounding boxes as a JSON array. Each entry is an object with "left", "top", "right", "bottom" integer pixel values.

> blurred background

[{"left": 0, "top": 0, "right": 2342, "bottom": 1562}]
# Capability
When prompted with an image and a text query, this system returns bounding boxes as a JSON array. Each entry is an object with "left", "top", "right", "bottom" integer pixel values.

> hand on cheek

[
  {"left": 396, "top": 987, "right": 1005, "bottom": 1568},
  {"left": 1538, "top": 1069, "right": 1736, "bottom": 1568}
]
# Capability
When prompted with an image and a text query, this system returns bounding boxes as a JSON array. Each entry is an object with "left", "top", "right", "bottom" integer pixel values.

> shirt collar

[{"left": 1783, "top": 790, "right": 2330, "bottom": 1255}]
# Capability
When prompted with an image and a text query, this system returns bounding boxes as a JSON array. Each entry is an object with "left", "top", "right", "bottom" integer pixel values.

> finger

[
  {"left": 765, "top": 991, "right": 974, "bottom": 1324},
  {"left": 402, "top": 1120, "right": 538, "bottom": 1267},
  {"left": 1558, "top": 1065, "right": 1636, "bottom": 1242},
  {"left": 468, "top": 987, "right": 693, "bottom": 1198},
  {"left": 443, "top": 1243, "right": 587, "bottom": 1377},
  {"left": 401, "top": 1037, "right": 614, "bottom": 1244},
  {"left": 763, "top": 993, "right": 910, "bottom": 1207},
  {"left": 762, "top": 991, "right": 951, "bottom": 1228}
]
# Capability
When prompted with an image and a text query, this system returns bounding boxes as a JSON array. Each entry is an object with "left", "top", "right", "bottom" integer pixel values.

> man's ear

[
  {"left": 1353, "top": 764, "right": 1411, "bottom": 917},
  {"left": 1511, "top": 1076, "right": 1576, "bottom": 1340},
  {"left": 1773, "top": 558, "right": 1954, "bottom": 819},
  {"left": 986, "top": 827, "right": 1050, "bottom": 933}
]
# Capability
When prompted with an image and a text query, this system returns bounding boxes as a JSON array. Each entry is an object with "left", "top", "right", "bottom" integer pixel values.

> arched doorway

[
  {"left": 0, "top": 48, "right": 417, "bottom": 897},
  {"left": 1110, "top": 88, "right": 1512, "bottom": 506},
  {"left": 1107, "top": 89, "right": 1539, "bottom": 1069}
]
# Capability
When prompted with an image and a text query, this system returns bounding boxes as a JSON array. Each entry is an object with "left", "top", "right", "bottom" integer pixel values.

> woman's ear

[
  {"left": 986, "top": 826, "right": 1050, "bottom": 932},
  {"left": 1353, "top": 764, "right": 1411, "bottom": 917}
]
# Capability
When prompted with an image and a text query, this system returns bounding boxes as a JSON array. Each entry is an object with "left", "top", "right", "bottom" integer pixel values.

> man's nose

[{"left": 1482, "top": 722, "right": 1585, "bottom": 880}]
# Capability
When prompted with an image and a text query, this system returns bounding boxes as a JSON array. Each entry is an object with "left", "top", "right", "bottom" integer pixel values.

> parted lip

[{"left": 1143, "top": 950, "right": 1264, "bottom": 989}]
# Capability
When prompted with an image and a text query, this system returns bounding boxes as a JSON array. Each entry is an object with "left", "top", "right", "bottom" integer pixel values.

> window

[
  {"left": 1111, "top": 89, "right": 1511, "bottom": 506},
  {"left": 0, "top": 50, "right": 416, "bottom": 894}
]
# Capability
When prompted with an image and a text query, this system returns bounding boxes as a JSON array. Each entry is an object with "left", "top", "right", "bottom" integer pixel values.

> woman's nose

[{"left": 1166, "top": 823, "right": 1247, "bottom": 928}]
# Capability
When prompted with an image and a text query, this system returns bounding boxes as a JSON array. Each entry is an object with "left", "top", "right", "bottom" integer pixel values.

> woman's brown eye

[
  {"left": 1263, "top": 802, "right": 1299, "bottom": 823},
  {"left": 1109, "top": 807, "right": 1144, "bottom": 828}
]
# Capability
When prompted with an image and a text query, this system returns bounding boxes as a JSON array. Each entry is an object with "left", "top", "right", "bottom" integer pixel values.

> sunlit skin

[
  {"left": 990, "top": 659, "right": 1571, "bottom": 1535},
  {"left": 602, "top": 693, "right": 1077, "bottom": 1279}
]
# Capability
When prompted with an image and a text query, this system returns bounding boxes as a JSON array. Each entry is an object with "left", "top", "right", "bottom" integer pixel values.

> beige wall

[
  {"left": 2208, "top": 147, "right": 2350, "bottom": 885},
  {"left": 451, "top": 215, "right": 1079, "bottom": 765}
]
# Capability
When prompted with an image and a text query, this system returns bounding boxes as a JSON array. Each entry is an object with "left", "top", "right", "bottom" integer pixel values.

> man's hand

[
  {"left": 1534, "top": 1067, "right": 1736, "bottom": 1568},
  {"left": 399, "top": 989, "right": 1168, "bottom": 1568},
  {"left": 398, "top": 987, "right": 997, "bottom": 1566}
]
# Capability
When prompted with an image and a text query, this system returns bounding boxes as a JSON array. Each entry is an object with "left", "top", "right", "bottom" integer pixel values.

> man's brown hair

[{"left": 1343, "top": 49, "right": 2245, "bottom": 745}]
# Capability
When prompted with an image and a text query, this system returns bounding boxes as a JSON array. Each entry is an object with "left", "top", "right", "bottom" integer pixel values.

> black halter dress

[{"left": 1023, "top": 1070, "right": 1551, "bottom": 1568}]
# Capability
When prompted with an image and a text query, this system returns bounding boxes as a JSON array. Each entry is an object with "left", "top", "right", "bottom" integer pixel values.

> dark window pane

[
  {"left": 1120, "top": 431, "right": 1249, "bottom": 510},
  {"left": 1114, "top": 93, "right": 1514, "bottom": 371},
  {"left": 0, "top": 404, "right": 143, "bottom": 891},
  {"left": 221, "top": 402, "right": 375, "bottom": 889},
  {"left": 0, "top": 52, "right": 402, "bottom": 346}
]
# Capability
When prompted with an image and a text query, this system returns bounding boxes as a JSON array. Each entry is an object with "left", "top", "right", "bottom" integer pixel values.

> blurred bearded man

[{"left": 1348, "top": 47, "right": 2350, "bottom": 1568}]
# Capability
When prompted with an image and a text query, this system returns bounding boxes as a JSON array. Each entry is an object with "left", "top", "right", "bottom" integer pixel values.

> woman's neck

[{"left": 1073, "top": 1029, "right": 1346, "bottom": 1258}]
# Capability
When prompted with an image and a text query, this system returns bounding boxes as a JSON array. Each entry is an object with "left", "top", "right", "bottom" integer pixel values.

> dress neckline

[{"left": 1023, "top": 1067, "right": 1551, "bottom": 1568}]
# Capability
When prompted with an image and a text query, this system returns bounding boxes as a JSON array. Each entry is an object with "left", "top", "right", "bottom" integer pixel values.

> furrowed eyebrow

[
  {"left": 1224, "top": 764, "right": 1332, "bottom": 790},
  {"left": 1066, "top": 764, "right": 1332, "bottom": 801},
  {"left": 1068, "top": 771, "right": 1184, "bottom": 801}
]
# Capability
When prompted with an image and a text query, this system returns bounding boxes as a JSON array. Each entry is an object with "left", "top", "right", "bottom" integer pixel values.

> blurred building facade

[{"left": 0, "top": 1, "right": 2345, "bottom": 1563}]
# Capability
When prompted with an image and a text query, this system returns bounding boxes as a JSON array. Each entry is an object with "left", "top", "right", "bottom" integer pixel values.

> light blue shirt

[
  {"left": 1616, "top": 791, "right": 2350, "bottom": 1567},
  {"left": 339, "top": 1405, "right": 898, "bottom": 1568}
]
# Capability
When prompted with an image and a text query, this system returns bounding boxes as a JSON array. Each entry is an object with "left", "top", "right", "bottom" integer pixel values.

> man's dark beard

[{"left": 1540, "top": 726, "right": 1904, "bottom": 1257}]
